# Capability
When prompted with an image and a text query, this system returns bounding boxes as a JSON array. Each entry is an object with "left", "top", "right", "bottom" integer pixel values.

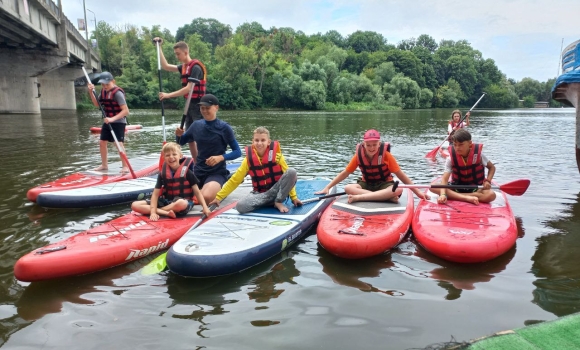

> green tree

[
  {"left": 385, "top": 49, "right": 425, "bottom": 87},
  {"left": 514, "top": 77, "right": 543, "bottom": 100},
  {"left": 346, "top": 30, "right": 387, "bottom": 53},
  {"left": 235, "top": 21, "right": 267, "bottom": 45},
  {"left": 175, "top": 18, "right": 232, "bottom": 49},
  {"left": 323, "top": 30, "right": 345, "bottom": 48},
  {"left": 523, "top": 95, "right": 535, "bottom": 108},
  {"left": 185, "top": 33, "right": 212, "bottom": 63},
  {"left": 419, "top": 88, "right": 433, "bottom": 108},
  {"left": 434, "top": 85, "right": 459, "bottom": 108},
  {"left": 383, "top": 75, "right": 421, "bottom": 109},
  {"left": 300, "top": 80, "right": 326, "bottom": 109}
]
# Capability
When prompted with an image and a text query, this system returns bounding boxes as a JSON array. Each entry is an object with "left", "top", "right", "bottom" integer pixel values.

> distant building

[{"left": 534, "top": 101, "right": 550, "bottom": 108}]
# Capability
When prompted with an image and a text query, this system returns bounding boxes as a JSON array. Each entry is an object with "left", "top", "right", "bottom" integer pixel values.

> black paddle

[{"left": 177, "top": 77, "right": 200, "bottom": 144}]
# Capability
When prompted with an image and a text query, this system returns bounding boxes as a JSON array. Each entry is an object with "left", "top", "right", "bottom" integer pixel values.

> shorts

[
  {"left": 449, "top": 182, "right": 478, "bottom": 194},
  {"left": 184, "top": 103, "right": 203, "bottom": 130},
  {"left": 146, "top": 197, "right": 194, "bottom": 217},
  {"left": 197, "top": 173, "right": 228, "bottom": 188},
  {"left": 357, "top": 179, "right": 395, "bottom": 192},
  {"left": 100, "top": 122, "right": 126, "bottom": 142}
]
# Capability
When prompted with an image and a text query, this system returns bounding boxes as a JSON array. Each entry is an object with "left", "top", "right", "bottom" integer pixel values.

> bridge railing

[{"left": 34, "top": 0, "right": 60, "bottom": 20}]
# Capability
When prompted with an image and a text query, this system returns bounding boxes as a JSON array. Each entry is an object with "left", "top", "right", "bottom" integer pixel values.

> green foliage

[
  {"left": 523, "top": 95, "right": 536, "bottom": 108},
  {"left": 88, "top": 17, "right": 553, "bottom": 111}
]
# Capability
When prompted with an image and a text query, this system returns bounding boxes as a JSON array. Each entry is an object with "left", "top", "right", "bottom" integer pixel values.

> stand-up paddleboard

[
  {"left": 90, "top": 124, "right": 143, "bottom": 133},
  {"left": 36, "top": 163, "right": 240, "bottom": 208},
  {"left": 167, "top": 178, "right": 336, "bottom": 277},
  {"left": 27, "top": 156, "right": 159, "bottom": 203},
  {"left": 412, "top": 185, "right": 518, "bottom": 263},
  {"left": 317, "top": 188, "right": 414, "bottom": 259},
  {"left": 14, "top": 182, "right": 253, "bottom": 282}
]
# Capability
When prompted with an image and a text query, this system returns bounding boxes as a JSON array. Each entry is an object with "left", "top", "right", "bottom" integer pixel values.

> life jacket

[
  {"left": 448, "top": 120, "right": 465, "bottom": 134},
  {"left": 449, "top": 143, "right": 486, "bottom": 185},
  {"left": 161, "top": 157, "right": 194, "bottom": 200},
  {"left": 356, "top": 142, "right": 393, "bottom": 183},
  {"left": 246, "top": 141, "right": 284, "bottom": 193},
  {"left": 100, "top": 86, "right": 124, "bottom": 117},
  {"left": 181, "top": 59, "right": 207, "bottom": 99}
]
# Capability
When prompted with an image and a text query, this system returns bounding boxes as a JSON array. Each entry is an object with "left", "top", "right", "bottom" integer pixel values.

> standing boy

[
  {"left": 87, "top": 72, "right": 130, "bottom": 173},
  {"left": 131, "top": 142, "right": 211, "bottom": 220},
  {"left": 209, "top": 126, "right": 303, "bottom": 213},
  {"left": 316, "top": 129, "right": 428, "bottom": 203},
  {"left": 436, "top": 128, "right": 496, "bottom": 205},
  {"left": 176, "top": 94, "right": 242, "bottom": 204},
  {"left": 153, "top": 37, "right": 207, "bottom": 159}
]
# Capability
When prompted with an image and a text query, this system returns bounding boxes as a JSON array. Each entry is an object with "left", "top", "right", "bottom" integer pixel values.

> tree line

[{"left": 91, "top": 18, "right": 559, "bottom": 110}]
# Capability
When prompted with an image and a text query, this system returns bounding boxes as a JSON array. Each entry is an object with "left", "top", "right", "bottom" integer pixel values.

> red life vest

[
  {"left": 246, "top": 141, "right": 284, "bottom": 193},
  {"left": 448, "top": 121, "right": 465, "bottom": 134},
  {"left": 100, "top": 86, "right": 124, "bottom": 117},
  {"left": 356, "top": 142, "right": 393, "bottom": 183},
  {"left": 449, "top": 143, "right": 486, "bottom": 185},
  {"left": 161, "top": 157, "right": 194, "bottom": 200},
  {"left": 181, "top": 59, "right": 207, "bottom": 99}
]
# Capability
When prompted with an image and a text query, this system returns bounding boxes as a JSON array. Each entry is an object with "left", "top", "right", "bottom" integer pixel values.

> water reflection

[{"left": 532, "top": 192, "right": 580, "bottom": 317}]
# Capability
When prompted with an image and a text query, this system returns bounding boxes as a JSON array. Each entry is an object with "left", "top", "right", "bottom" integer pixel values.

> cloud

[{"left": 64, "top": 0, "right": 579, "bottom": 81}]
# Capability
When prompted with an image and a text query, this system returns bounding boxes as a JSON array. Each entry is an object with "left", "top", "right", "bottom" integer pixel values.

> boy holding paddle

[
  {"left": 436, "top": 129, "right": 496, "bottom": 205},
  {"left": 316, "top": 129, "right": 427, "bottom": 203},
  {"left": 131, "top": 142, "right": 210, "bottom": 220},
  {"left": 153, "top": 37, "right": 207, "bottom": 159},
  {"left": 209, "top": 126, "right": 303, "bottom": 213},
  {"left": 87, "top": 72, "right": 130, "bottom": 173}
]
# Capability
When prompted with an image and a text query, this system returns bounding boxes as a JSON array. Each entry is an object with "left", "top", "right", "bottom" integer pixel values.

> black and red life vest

[
  {"left": 161, "top": 157, "right": 194, "bottom": 200},
  {"left": 246, "top": 141, "right": 284, "bottom": 193},
  {"left": 100, "top": 86, "right": 125, "bottom": 117},
  {"left": 356, "top": 142, "right": 393, "bottom": 183},
  {"left": 449, "top": 143, "right": 486, "bottom": 185},
  {"left": 181, "top": 59, "right": 207, "bottom": 99}
]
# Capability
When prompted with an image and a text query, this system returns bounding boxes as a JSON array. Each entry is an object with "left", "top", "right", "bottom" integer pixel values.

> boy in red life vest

[
  {"left": 436, "top": 129, "right": 496, "bottom": 205},
  {"left": 131, "top": 142, "right": 210, "bottom": 221},
  {"left": 209, "top": 127, "right": 303, "bottom": 213},
  {"left": 153, "top": 38, "right": 207, "bottom": 160},
  {"left": 316, "top": 129, "right": 428, "bottom": 203},
  {"left": 87, "top": 72, "right": 130, "bottom": 173}
]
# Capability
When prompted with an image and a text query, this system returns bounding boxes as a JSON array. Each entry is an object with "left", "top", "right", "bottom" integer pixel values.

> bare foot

[
  {"left": 347, "top": 194, "right": 360, "bottom": 204},
  {"left": 167, "top": 210, "right": 177, "bottom": 219},
  {"left": 95, "top": 165, "right": 108, "bottom": 171},
  {"left": 387, "top": 196, "right": 399, "bottom": 204},
  {"left": 274, "top": 202, "right": 289, "bottom": 213},
  {"left": 465, "top": 196, "right": 479, "bottom": 205},
  {"left": 120, "top": 167, "right": 129, "bottom": 174}
]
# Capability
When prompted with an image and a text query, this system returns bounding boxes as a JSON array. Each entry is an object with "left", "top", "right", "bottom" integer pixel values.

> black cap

[
  {"left": 197, "top": 94, "right": 219, "bottom": 106},
  {"left": 97, "top": 72, "right": 114, "bottom": 84}
]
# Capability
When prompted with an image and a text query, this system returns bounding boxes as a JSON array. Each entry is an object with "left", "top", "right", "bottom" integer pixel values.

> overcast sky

[{"left": 64, "top": 0, "right": 578, "bottom": 82}]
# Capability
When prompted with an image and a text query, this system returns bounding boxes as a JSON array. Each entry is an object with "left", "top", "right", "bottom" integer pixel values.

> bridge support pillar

[
  {"left": 0, "top": 74, "right": 41, "bottom": 114},
  {"left": 38, "top": 67, "right": 82, "bottom": 110}
]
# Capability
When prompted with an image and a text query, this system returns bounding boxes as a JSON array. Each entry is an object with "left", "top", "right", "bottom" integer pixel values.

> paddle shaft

[
  {"left": 177, "top": 78, "right": 198, "bottom": 144},
  {"left": 302, "top": 191, "right": 346, "bottom": 204},
  {"left": 391, "top": 178, "right": 530, "bottom": 196},
  {"left": 427, "top": 93, "right": 486, "bottom": 157},
  {"left": 154, "top": 40, "right": 167, "bottom": 143},
  {"left": 81, "top": 66, "right": 137, "bottom": 178}
]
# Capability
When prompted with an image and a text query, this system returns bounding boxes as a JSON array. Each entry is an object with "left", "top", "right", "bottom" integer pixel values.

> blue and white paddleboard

[
  {"left": 167, "top": 178, "right": 335, "bottom": 277},
  {"left": 36, "top": 163, "right": 240, "bottom": 209}
]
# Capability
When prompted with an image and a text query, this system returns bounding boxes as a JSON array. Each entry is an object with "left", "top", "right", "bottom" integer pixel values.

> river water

[{"left": 0, "top": 107, "right": 578, "bottom": 349}]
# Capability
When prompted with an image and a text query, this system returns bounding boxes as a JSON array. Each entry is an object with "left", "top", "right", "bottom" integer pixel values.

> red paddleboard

[
  {"left": 411, "top": 183, "right": 518, "bottom": 263},
  {"left": 317, "top": 188, "right": 414, "bottom": 259},
  {"left": 26, "top": 160, "right": 158, "bottom": 202},
  {"left": 90, "top": 124, "right": 143, "bottom": 133}
]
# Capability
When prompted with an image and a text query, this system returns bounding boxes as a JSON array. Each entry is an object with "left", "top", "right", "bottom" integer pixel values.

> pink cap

[{"left": 363, "top": 129, "right": 380, "bottom": 141}]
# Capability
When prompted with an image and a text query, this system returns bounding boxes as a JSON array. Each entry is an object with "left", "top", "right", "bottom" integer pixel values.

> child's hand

[
  {"left": 315, "top": 188, "right": 328, "bottom": 195},
  {"left": 209, "top": 198, "right": 221, "bottom": 207},
  {"left": 437, "top": 194, "right": 447, "bottom": 204},
  {"left": 482, "top": 180, "right": 491, "bottom": 190},
  {"left": 149, "top": 213, "right": 160, "bottom": 221},
  {"left": 292, "top": 199, "right": 303, "bottom": 207},
  {"left": 175, "top": 127, "right": 185, "bottom": 136},
  {"left": 87, "top": 83, "right": 95, "bottom": 91},
  {"left": 202, "top": 207, "right": 212, "bottom": 217}
]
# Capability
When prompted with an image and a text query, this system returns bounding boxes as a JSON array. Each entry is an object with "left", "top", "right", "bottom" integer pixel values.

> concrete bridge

[{"left": 0, "top": 0, "right": 100, "bottom": 113}]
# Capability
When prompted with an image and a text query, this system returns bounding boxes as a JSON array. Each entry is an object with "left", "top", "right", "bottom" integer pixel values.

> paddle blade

[
  {"left": 141, "top": 252, "right": 167, "bottom": 275},
  {"left": 425, "top": 146, "right": 439, "bottom": 159},
  {"left": 499, "top": 179, "right": 530, "bottom": 196}
]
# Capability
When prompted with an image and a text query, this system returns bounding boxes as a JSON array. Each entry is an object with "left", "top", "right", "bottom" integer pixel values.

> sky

[{"left": 63, "top": 0, "right": 579, "bottom": 82}]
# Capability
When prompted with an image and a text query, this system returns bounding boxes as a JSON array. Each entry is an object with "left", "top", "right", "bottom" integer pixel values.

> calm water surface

[{"left": 0, "top": 108, "right": 579, "bottom": 349}]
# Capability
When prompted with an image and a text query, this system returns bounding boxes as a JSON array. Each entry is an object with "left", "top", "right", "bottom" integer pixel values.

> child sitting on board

[
  {"left": 435, "top": 128, "right": 496, "bottom": 205},
  {"left": 209, "top": 126, "right": 303, "bottom": 213},
  {"left": 131, "top": 142, "right": 210, "bottom": 220},
  {"left": 315, "top": 129, "right": 428, "bottom": 203}
]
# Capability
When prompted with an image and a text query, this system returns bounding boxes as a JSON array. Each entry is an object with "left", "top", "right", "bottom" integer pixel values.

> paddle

[
  {"left": 154, "top": 39, "right": 167, "bottom": 171},
  {"left": 176, "top": 77, "right": 199, "bottom": 145},
  {"left": 425, "top": 93, "right": 486, "bottom": 159},
  {"left": 82, "top": 66, "right": 137, "bottom": 179},
  {"left": 141, "top": 204, "right": 217, "bottom": 276},
  {"left": 391, "top": 179, "right": 530, "bottom": 196},
  {"left": 302, "top": 191, "right": 346, "bottom": 204}
]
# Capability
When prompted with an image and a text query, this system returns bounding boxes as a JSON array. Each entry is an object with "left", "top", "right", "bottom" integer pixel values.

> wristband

[{"left": 440, "top": 193, "right": 447, "bottom": 197}]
